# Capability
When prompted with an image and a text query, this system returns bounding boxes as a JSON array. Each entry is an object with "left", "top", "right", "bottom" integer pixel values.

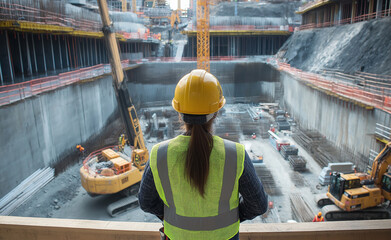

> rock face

[{"left": 279, "top": 17, "right": 391, "bottom": 75}]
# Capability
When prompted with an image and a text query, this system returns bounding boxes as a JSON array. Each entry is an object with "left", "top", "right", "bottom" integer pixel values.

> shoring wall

[
  {"left": 0, "top": 75, "right": 117, "bottom": 198},
  {"left": 280, "top": 71, "right": 391, "bottom": 170}
]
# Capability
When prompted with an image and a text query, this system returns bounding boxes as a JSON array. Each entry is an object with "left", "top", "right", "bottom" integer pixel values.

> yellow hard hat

[
  {"left": 172, "top": 69, "right": 225, "bottom": 115},
  {"left": 318, "top": 212, "right": 322, "bottom": 217}
]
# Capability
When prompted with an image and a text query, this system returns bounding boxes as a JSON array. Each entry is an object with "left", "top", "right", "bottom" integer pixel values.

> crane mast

[{"left": 196, "top": 0, "right": 210, "bottom": 72}]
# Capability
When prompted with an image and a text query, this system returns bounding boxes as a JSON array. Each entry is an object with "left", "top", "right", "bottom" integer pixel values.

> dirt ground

[{"left": 11, "top": 104, "right": 327, "bottom": 224}]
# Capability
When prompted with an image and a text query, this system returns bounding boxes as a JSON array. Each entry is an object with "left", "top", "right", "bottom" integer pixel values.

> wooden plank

[{"left": 1, "top": 216, "right": 391, "bottom": 240}]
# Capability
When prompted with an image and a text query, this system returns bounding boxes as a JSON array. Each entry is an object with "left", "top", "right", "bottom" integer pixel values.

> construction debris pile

[{"left": 83, "top": 148, "right": 131, "bottom": 177}]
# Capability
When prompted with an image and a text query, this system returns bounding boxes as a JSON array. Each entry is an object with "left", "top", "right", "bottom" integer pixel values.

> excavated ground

[{"left": 12, "top": 104, "right": 328, "bottom": 223}]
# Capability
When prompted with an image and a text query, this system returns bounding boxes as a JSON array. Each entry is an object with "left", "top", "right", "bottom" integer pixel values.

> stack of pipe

[
  {"left": 0, "top": 167, "right": 54, "bottom": 215},
  {"left": 290, "top": 193, "right": 314, "bottom": 222}
]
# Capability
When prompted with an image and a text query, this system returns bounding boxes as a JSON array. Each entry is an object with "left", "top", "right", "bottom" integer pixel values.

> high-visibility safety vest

[
  {"left": 313, "top": 216, "right": 324, "bottom": 222},
  {"left": 150, "top": 135, "right": 245, "bottom": 240}
]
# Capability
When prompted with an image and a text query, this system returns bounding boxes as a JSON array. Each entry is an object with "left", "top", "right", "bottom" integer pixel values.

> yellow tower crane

[
  {"left": 132, "top": 0, "right": 137, "bottom": 13},
  {"left": 196, "top": 0, "right": 210, "bottom": 72},
  {"left": 121, "top": 0, "right": 127, "bottom": 11}
]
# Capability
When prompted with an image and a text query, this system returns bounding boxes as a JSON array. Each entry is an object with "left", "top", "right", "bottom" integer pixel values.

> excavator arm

[
  {"left": 97, "top": 0, "right": 148, "bottom": 168},
  {"left": 371, "top": 142, "right": 391, "bottom": 186}
]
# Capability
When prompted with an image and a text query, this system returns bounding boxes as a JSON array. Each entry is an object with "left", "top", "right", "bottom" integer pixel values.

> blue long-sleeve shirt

[{"left": 138, "top": 150, "right": 268, "bottom": 222}]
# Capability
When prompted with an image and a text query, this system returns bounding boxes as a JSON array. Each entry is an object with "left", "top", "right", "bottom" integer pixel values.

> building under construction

[{"left": 1, "top": 0, "right": 391, "bottom": 239}]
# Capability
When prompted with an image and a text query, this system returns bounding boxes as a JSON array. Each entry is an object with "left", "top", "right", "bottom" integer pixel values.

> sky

[{"left": 167, "top": 0, "right": 190, "bottom": 10}]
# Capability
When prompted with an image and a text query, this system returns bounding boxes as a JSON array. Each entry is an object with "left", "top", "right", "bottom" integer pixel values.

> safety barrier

[
  {"left": 144, "top": 56, "right": 248, "bottom": 62},
  {"left": 275, "top": 60, "right": 391, "bottom": 114},
  {"left": 186, "top": 24, "right": 294, "bottom": 32},
  {"left": 300, "top": 9, "right": 391, "bottom": 30},
  {"left": 0, "top": 60, "right": 131, "bottom": 106},
  {"left": 1, "top": 216, "right": 391, "bottom": 240},
  {"left": 0, "top": 57, "right": 251, "bottom": 106}
]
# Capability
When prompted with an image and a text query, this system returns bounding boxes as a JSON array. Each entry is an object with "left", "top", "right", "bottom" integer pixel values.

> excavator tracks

[
  {"left": 315, "top": 193, "right": 333, "bottom": 207},
  {"left": 322, "top": 204, "right": 390, "bottom": 221},
  {"left": 107, "top": 195, "right": 139, "bottom": 217}
]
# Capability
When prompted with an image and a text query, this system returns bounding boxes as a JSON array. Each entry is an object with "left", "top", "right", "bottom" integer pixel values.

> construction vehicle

[
  {"left": 317, "top": 142, "right": 391, "bottom": 220},
  {"left": 79, "top": 0, "right": 149, "bottom": 217}
]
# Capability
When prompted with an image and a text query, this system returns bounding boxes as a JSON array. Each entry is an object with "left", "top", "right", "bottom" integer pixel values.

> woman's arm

[
  {"left": 238, "top": 151, "right": 269, "bottom": 222},
  {"left": 138, "top": 161, "right": 164, "bottom": 219}
]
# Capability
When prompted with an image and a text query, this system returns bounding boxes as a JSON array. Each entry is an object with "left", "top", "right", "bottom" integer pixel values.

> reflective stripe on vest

[{"left": 156, "top": 139, "right": 239, "bottom": 231}]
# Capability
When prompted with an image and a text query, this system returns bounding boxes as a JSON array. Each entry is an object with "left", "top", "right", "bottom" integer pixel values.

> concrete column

[
  {"left": 271, "top": 36, "right": 275, "bottom": 55},
  {"left": 40, "top": 34, "right": 48, "bottom": 73},
  {"left": 25, "top": 34, "right": 33, "bottom": 76},
  {"left": 94, "top": 39, "right": 98, "bottom": 65},
  {"left": 98, "top": 40, "right": 102, "bottom": 63},
  {"left": 5, "top": 31, "right": 14, "bottom": 83},
  {"left": 0, "top": 63, "right": 3, "bottom": 85},
  {"left": 218, "top": 36, "right": 220, "bottom": 56},
  {"left": 87, "top": 39, "right": 91, "bottom": 66},
  {"left": 90, "top": 38, "right": 94, "bottom": 66},
  {"left": 317, "top": 10, "right": 321, "bottom": 25},
  {"left": 389, "top": 0, "right": 391, "bottom": 16},
  {"left": 78, "top": 38, "right": 83, "bottom": 68},
  {"left": 57, "top": 37, "right": 63, "bottom": 69},
  {"left": 64, "top": 36, "right": 70, "bottom": 70},
  {"left": 17, "top": 32, "right": 25, "bottom": 79},
  {"left": 329, "top": 5, "right": 335, "bottom": 26},
  {"left": 369, "top": 0, "right": 374, "bottom": 15},
  {"left": 50, "top": 35, "right": 56, "bottom": 70},
  {"left": 376, "top": 0, "right": 383, "bottom": 18},
  {"left": 31, "top": 34, "right": 38, "bottom": 73},
  {"left": 211, "top": 36, "right": 213, "bottom": 57},
  {"left": 335, "top": 2, "right": 341, "bottom": 23},
  {"left": 352, "top": 0, "right": 357, "bottom": 23},
  {"left": 83, "top": 38, "right": 86, "bottom": 66}
]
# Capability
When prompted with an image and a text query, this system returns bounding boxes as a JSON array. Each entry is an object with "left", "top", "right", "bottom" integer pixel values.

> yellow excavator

[
  {"left": 317, "top": 142, "right": 391, "bottom": 220},
  {"left": 79, "top": 0, "right": 148, "bottom": 216}
]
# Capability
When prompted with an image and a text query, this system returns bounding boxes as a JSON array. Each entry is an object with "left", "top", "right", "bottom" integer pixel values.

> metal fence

[
  {"left": 276, "top": 60, "right": 391, "bottom": 114},
  {"left": 0, "top": 61, "right": 130, "bottom": 106},
  {"left": 0, "top": 57, "right": 248, "bottom": 106},
  {"left": 300, "top": 9, "right": 391, "bottom": 31}
]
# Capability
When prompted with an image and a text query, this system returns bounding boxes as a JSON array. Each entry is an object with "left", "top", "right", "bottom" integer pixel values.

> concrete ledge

[
  {"left": 182, "top": 30, "right": 292, "bottom": 36},
  {"left": 1, "top": 216, "right": 391, "bottom": 240}
]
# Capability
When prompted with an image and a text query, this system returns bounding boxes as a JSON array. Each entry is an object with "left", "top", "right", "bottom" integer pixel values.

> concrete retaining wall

[
  {"left": 126, "top": 61, "right": 280, "bottom": 106},
  {"left": 280, "top": 72, "right": 391, "bottom": 169},
  {"left": 0, "top": 76, "right": 117, "bottom": 198}
]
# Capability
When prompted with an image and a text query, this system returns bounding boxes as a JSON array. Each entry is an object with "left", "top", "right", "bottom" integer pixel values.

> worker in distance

[{"left": 139, "top": 69, "right": 268, "bottom": 240}]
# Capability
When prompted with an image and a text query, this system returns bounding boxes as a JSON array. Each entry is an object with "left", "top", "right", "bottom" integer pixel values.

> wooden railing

[{"left": 1, "top": 216, "right": 391, "bottom": 240}]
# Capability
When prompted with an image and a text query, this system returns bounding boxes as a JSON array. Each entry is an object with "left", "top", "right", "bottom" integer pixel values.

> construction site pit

[{"left": 11, "top": 103, "right": 343, "bottom": 223}]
